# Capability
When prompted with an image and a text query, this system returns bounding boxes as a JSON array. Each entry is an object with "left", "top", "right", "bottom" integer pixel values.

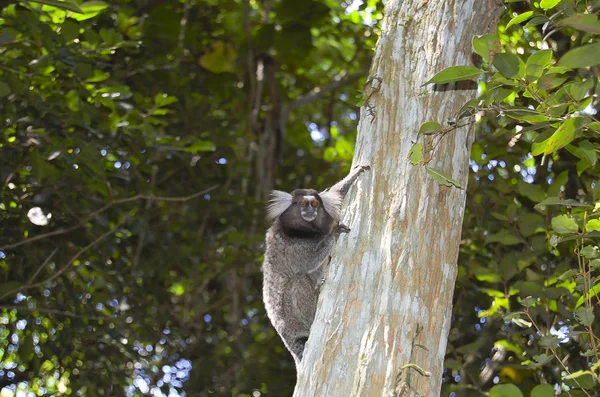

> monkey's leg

[
  {"left": 325, "top": 164, "right": 370, "bottom": 197},
  {"left": 282, "top": 275, "right": 319, "bottom": 363}
]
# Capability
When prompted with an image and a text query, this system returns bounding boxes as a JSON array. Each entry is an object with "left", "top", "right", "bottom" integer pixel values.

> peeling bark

[{"left": 294, "top": 1, "right": 502, "bottom": 396}]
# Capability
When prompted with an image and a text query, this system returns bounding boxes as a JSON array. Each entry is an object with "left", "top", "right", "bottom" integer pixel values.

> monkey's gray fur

[{"left": 262, "top": 164, "right": 370, "bottom": 366}]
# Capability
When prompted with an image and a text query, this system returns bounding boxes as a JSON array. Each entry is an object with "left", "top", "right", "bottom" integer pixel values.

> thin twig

[
  {"left": 0, "top": 185, "right": 218, "bottom": 251},
  {"left": 0, "top": 304, "right": 112, "bottom": 321},
  {"left": 287, "top": 67, "right": 370, "bottom": 112},
  {"left": 27, "top": 247, "right": 59, "bottom": 286},
  {"left": 0, "top": 216, "right": 129, "bottom": 300}
]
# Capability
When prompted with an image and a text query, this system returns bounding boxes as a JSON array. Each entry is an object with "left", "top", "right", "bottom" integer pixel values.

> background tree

[{"left": 0, "top": 0, "right": 380, "bottom": 395}]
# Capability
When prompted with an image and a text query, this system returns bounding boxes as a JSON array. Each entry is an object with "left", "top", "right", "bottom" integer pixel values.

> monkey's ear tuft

[
  {"left": 320, "top": 190, "right": 343, "bottom": 220},
  {"left": 266, "top": 190, "right": 293, "bottom": 221}
]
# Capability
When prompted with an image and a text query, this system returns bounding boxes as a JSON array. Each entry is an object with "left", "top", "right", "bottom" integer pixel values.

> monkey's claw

[
  {"left": 336, "top": 224, "right": 351, "bottom": 234},
  {"left": 354, "top": 164, "right": 371, "bottom": 172}
]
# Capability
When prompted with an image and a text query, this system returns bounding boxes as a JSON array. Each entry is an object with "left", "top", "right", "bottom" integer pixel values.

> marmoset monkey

[{"left": 262, "top": 165, "right": 370, "bottom": 366}]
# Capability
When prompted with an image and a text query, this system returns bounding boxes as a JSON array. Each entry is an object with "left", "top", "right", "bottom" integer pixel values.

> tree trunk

[{"left": 294, "top": 1, "right": 502, "bottom": 396}]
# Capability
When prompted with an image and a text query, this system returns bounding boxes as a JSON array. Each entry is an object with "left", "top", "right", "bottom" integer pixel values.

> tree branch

[
  {"left": 0, "top": 217, "right": 129, "bottom": 300},
  {"left": 286, "top": 67, "right": 370, "bottom": 113},
  {"left": 0, "top": 304, "right": 112, "bottom": 321},
  {"left": 0, "top": 185, "right": 218, "bottom": 251}
]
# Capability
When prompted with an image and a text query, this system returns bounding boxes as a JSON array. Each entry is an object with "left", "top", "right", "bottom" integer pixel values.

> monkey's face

[{"left": 298, "top": 195, "right": 320, "bottom": 222}]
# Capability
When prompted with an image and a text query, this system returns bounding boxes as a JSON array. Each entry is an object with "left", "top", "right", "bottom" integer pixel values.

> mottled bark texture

[{"left": 294, "top": 1, "right": 502, "bottom": 396}]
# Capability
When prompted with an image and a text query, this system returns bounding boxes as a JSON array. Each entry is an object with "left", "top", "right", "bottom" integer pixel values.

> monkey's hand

[
  {"left": 335, "top": 223, "right": 351, "bottom": 234},
  {"left": 354, "top": 164, "right": 371, "bottom": 172}
]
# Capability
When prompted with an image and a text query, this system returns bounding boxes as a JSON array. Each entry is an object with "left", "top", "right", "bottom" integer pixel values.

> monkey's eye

[
  {"left": 311, "top": 201, "right": 319, "bottom": 208},
  {"left": 300, "top": 199, "right": 308, "bottom": 207}
]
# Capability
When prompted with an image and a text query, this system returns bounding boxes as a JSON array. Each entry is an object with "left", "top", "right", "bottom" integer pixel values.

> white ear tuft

[
  {"left": 320, "top": 190, "right": 343, "bottom": 220},
  {"left": 266, "top": 190, "right": 293, "bottom": 221}
]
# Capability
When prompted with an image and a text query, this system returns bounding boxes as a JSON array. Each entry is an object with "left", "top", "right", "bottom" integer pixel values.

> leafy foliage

[
  {"left": 0, "top": 0, "right": 379, "bottom": 395},
  {"left": 426, "top": 1, "right": 600, "bottom": 395}
]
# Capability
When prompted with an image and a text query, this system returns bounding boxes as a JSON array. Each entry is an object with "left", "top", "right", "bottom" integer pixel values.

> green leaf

[
  {"left": 0, "top": 82, "right": 10, "bottom": 98},
  {"left": 563, "top": 370, "right": 596, "bottom": 390},
  {"left": 489, "top": 383, "right": 523, "bottom": 397},
  {"left": 564, "top": 78, "right": 594, "bottom": 102},
  {"left": 518, "top": 212, "right": 544, "bottom": 237},
  {"left": 540, "top": 0, "right": 561, "bottom": 10},
  {"left": 538, "top": 335, "right": 559, "bottom": 349},
  {"left": 335, "top": 138, "right": 353, "bottom": 161},
  {"left": 531, "top": 117, "right": 583, "bottom": 156},
  {"left": 185, "top": 141, "right": 216, "bottom": 154},
  {"left": 575, "top": 284, "right": 600, "bottom": 308},
  {"left": 575, "top": 306, "right": 595, "bottom": 326},
  {"left": 154, "top": 94, "right": 179, "bottom": 107},
  {"left": 472, "top": 34, "right": 501, "bottom": 64},
  {"left": 493, "top": 52, "right": 522, "bottom": 79},
  {"left": 323, "top": 147, "right": 336, "bottom": 162},
  {"left": 517, "top": 180, "right": 545, "bottom": 203},
  {"left": 424, "top": 66, "right": 482, "bottom": 85},
  {"left": 69, "top": 0, "right": 109, "bottom": 20},
  {"left": 504, "top": 109, "right": 547, "bottom": 122},
  {"left": 538, "top": 74, "right": 567, "bottom": 90},
  {"left": 535, "top": 197, "right": 592, "bottom": 208},
  {"left": 408, "top": 143, "right": 423, "bottom": 165},
  {"left": 566, "top": 140, "right": 597, "bottom": 165},
  {"left": 32, "top": 0, "right": 84, "bottom": 13},
  {"left": 169, "top": 283, "right": 185, "bottom": 296},
  {"left": 485, "top": 230, "right": 522, "bottom": 246},
  {"left": 561, "top": 13, "right": 600, "bottom": 34},
  {"left": 529, "top": 354, "right": 553, "bottom": 367},
  {"left": 586, "top": 219, "right": 600, "bottom": 232},
  {"left": 557, "top": 43, "right": 600, "bottom": 69},
  {"left": 506, "top": 11, "right": 534, "bottom": 29},
  {"left": 199, "top": 41, "right": 237, "bottom": 74},
  {"left": 551, "top": 214, "right": 578, "bottom": 234},
  {"left": 580, "top": 245, "right": 597, "bottom": 259},
  {"left": 18, "top": 333, "right": 35, "bottom": 362},
  {"left": 425, "top": 167, "right": 463, "bottom": 189},
  {"left": 531, "top": 385, "right": 555, "bottom": 397},
  {"left": 525, "top": 49, "right": 553, "bottom": 80},
  {"left": 418, "top": 121, "right": 442, "bottom": 135}
]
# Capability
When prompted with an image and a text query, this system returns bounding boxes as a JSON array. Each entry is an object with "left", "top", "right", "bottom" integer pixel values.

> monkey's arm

[{"left": 325, "top": 164, "right": 370, "bottom": 197}]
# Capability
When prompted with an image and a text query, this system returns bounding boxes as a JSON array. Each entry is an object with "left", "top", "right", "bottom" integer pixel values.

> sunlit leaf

[
  {"left": 69, "top": 0, "right": 109, "bottom": 20},
  {"left": 506, "top": 11, "right": 534, "bottom": 28},
  {"left": 551, "top": 214, "right": 579, "bottom": 234},
  {"left": 531, "top": 117, "right": 583, "bottom": 156},
  {"left": 425, "top": 167, "right": 463, "bottom": 189},
  {"left": 31, "top": 0, "right": 83, "bottom": 13},
  {"left": 199, "top": 41, "right": 237, "bottom": 73},
  {"left": 408, "top": 143, "right": 423, "bottom": 165},
  {"left": 575, "top": 284, "right": 600, "bottom": 308},
  {"left": 539, "top": 0, "right": 561, "bottom": 10},
  {"left": 472, "top": 34, "right": 502, "bottom": 64},
  {"left": 424, "top": 66, "right": 482, "bottom": 85},
  {"left": 586, "top": 219, "right": 600, "bottom": 232},
  {"left": 418, "top": 121, "right": 442, "bottom": 135},
  {"left": 525, "top": 49, "right": 552, "bottom": 80}
]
